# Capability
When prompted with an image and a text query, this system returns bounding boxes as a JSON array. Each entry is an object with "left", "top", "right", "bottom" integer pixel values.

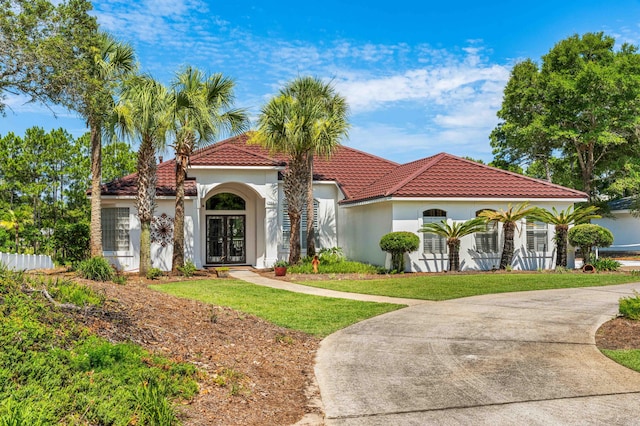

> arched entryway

[{"left": 205, "top": 193, "right": 246, "bottom": 264}]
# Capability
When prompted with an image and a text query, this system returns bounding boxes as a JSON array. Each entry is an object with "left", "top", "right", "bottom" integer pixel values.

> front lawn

[
  {"left": 292, "top": 273, "right": 640, "bottom": 301},
  {"left": 601, "top": 349, "right": 640, "bottom": 373},
  {"left": 150, "top": 279, "right": 403, "bottom": 337}
]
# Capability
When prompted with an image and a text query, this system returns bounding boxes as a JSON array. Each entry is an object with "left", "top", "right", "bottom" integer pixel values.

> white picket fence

[{"left": 0, "top": 252, "right": 54, "bottom": 271}]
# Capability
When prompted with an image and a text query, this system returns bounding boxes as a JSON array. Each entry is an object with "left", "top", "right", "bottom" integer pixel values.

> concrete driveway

[{"left": 315, "top": 283, "right": 640, "bottom": 425}]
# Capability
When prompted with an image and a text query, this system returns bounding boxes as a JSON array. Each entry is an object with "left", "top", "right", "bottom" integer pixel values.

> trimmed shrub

[
  {"left": 568, "top": 224, "right": 613, "bottom": 264},
  {"left": 379, "top": 232, "right": 420, "bottom": 272},
  {"left": 76, "top": 257, "right": 114, "bottom": 282},
  {"left": 620, "top": 292, "right": 640, "bottom": 320}
]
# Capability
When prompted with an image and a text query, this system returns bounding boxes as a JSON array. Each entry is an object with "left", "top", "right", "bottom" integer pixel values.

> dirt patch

[
  {"left": 596, "top": 317, "right": 640, "bottom": 350},
  {"left": 44, "top": 270, "right": 321, "bottom": 426}
]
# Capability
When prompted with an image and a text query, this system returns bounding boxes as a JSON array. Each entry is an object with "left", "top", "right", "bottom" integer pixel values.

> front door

[{"left": 206, "top": 215, "right": 246, "bottom": 264}]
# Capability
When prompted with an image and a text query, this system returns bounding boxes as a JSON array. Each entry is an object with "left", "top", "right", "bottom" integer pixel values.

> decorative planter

[
  {"left": 274, "top": 266, "right": 287, "bottom": 277},
  {"left": 216, "top": 269, "right": 230, "bottom": 278},
  {"left": 582, "top": 264, "right": 596, "bottom": 273}
]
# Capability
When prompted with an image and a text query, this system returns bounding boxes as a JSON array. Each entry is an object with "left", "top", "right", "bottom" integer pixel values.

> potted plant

[
  {"left": 216, "top": 267, "right": 230, "bottom": 278},
  {"left": 274, "top": 260, "right": 288, "bottom": 277}
]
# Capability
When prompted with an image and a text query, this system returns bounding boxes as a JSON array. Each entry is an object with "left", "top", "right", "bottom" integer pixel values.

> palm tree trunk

[
  {"left": 136, "top": 136, "right": 157, "bottom": 276},
  {"left": 305, "top": 154, "right": 316, "bottom": 257},
  {"left": 89, "top": 120, "right": 103, "bottom": 257},
  {"left": 448, "top": 239, "right": 461, "bottom": 271},
  {"left": 172, "top": 149, "right": 188, "bottom": 273},
  {"left": 555, "top": 225, "right": 568, "bottom": 267},
  {"left": 500, "top": 222, "right": 516, "bottom": 269},
  {"left": 284, "top": 155, "right": 307, "bottom": 264}
]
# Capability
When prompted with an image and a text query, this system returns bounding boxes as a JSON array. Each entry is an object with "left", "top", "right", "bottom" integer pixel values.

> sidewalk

[{"left": 228, "top": 270, "right": 427, "bottom": 306}]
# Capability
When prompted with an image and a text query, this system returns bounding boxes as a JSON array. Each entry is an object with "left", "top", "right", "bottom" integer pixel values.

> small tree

[
  {"left": 568, "top": 224, "right": 613, "bottom": 264},
  {"left": 379, "top": 231, "right": 420, "bottom": 272},
  {"left": 419, "top": 218, "right": 487, "bottom": 272}
]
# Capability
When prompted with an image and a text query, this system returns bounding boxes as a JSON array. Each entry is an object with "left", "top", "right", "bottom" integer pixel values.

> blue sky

[{"left": 3, "top": 0, "right": 640, "bottom": 163}]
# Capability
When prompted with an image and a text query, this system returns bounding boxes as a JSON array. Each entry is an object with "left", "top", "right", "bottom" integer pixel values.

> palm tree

[
  {"left": 81, "top": 33, "right": 136, "bottom": 257},
  {"left": 253, "top": 76, "right": 349, "bottom": 263},
  {"left": 168, "top": 66, "right": 248, "bottom": 272},
  {"left": 530, "top": 205, "right": 601, "bottom": 267},
  {"left": 419, "top": 218, "right": 487, "bottom": 271},
  {"left": 480, "top": 203, "right": 538, "bottom": 269},
  {"left": 112, "top": 75, "right": 170, "bottom": 276}
]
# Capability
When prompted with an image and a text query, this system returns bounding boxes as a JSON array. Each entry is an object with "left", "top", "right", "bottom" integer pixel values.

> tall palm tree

[
  {"left": 419, "top": 218, "right": 487, "bottom": 271},
  {"left": 112, "top": 75, "right": 170, "bottom": 276},
  {"left": 82, "top": 33, "right": 136, "bottom": 257},
  {"left": 168, "top": 66, "right": 248, "bottom": 272},
  {"left": 480, "top": 203, "right": 538, "bottom": 269},
  {"left": 530, "top": 205, "right": 601, "bottom": 267},
  {"left": 253, "top": 76, "right": 349, "bottom": 263}
]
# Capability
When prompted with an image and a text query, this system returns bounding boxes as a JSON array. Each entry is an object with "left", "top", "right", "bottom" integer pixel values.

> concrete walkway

[
  {"left": 228, "top": 270, "right": 427, "bottom": 306},
  {"left": 315, "top": 282, "right": 640, "bottom": 425}
]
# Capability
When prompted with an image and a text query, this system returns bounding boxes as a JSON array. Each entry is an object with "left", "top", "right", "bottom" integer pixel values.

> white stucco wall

[
  {"left": 342, "top": 199, "right": 578, "bottom": 272},
  {"left": 595, "top": 211, "right": 640, "bottom": 253}
]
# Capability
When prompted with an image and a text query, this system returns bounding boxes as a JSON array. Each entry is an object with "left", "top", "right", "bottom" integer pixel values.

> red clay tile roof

[
  {"left": 344, "top": 153, "right": 587, "bottom": 203},
  {"left": 98, "top": 136, "right": 586, "bottom": 202}
]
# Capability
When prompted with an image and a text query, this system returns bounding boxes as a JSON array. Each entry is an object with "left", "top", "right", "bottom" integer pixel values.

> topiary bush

[
  {"left": 620, "top": 292, "right": 640, "bottom": 320},
  {"left": 568, "top": 224, "right": 613, "bottom": 264},
  {"left": 379, "top": 231, "right": 420, "bottom": 273},
  {"left": 76, "top": 257, "right": 114, "bottom": 282}
]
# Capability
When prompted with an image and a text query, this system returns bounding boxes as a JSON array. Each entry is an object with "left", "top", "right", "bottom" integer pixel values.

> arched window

[
  {"left": 475, "top": 209, "right": 498, "bottom": 253},
  {"left": 282, "top": 199, "right": 319, "bottom": 250},
  {"left": 422, "top": 209, "right": 447, "bottom": 254},
  {"left": 206, "top": 193, "right": 246, "bottom": 210}
]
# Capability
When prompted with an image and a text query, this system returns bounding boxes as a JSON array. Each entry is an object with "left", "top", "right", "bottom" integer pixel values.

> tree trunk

[
  {"left": 305, "top": 154, "right": 316, "bottom": 257},
  {"left": 283, "top": 155, "right": 307, "bottom": 264},
  {"left": 499, "top": 221, "right": 516, "bottom": 269},
  {"left": 288, "top": 210, "right": 302, "bottom": 265},
  {"left": 555, "top": 225, "right": 568, "bottom": 267},
  {"left": 172, "top": 149, "right": 188, "bottom": 273},
  {"left": 89, "top": 120, "right": 103, "bottom": 257},
  {"left": 448, "top": 239, "right": 461, "bottom": 271},
  {"left": 136, "top": 136, "right": 157, "bottom": 277}
]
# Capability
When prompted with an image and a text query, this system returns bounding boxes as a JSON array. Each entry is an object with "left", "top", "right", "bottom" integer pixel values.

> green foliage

[
  {"left": 177, "top": 260, "right": 197, "bottom": 277},
  {"left": 46, "top": 278, "right": 104, "bottom": 307},
  {"left": 0, "top": 273, "right": 197, "bottom": 424},
  {"left": 288, "top": 258, "right": 381, "bottom": 274},
  {"left": 568, "top": 224, "right": 614, "bottom": 263},
  {"left": 591, "top": 257, "right": 622, "bottom": 271},
  {"left": 132, "top": 376, "right": 178, "bottom": 425},
  {"left": 601, "top": 349, "right": 640, "bottom": 373},
  {"left": 76, "top": 257, "right": 114, "bottom": 282},
  {"left": 318, "top": 247, "right": 345, "bottom": 264},
  {"left": 52, "top": 221, "right": 90, "bottom": 263},
  {"left": 379, "top": 232, "right": 420, "bottom": 272},
  {"left": 619, "top": 292, "right": 640, "bottom": 320},
  {"left": 146, "top": 267, "right": 163, "bottom": 280},
  {"left": 274, "top": 260, "right": 289, "bottom": 268},
  {"left": 491, "top": 32, "right": 640, "bottom": 201}
]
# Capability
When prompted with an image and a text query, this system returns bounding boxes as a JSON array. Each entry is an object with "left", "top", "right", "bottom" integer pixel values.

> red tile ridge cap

[{"left": 382, "top": 153, "right": 447, "bottom": 197}]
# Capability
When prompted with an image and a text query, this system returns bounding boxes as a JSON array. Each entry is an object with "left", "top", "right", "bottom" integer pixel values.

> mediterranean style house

[{"left": 99, "top": 134, "right": 587, "bottom": 272}]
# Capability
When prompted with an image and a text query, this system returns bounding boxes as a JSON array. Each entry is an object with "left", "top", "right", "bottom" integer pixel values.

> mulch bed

[
  {"left": 56, "top": 271, "right": 322, "bottom": 426},
  {"left": 596, "top": 317, "right": 640, "bottom": 350}
]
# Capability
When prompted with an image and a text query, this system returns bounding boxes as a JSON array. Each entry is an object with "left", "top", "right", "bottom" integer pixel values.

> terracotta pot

[
  {"left": 274, "top": 266, "right": 287, "bottom": 277},
  {"left": 582, "top": 264, "right": 596, "bottom": 273}
]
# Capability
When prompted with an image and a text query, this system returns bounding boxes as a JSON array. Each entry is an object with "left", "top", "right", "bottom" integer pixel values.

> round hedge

[{"left": 379, "top": 231, "right": 420, "bottom": 272}]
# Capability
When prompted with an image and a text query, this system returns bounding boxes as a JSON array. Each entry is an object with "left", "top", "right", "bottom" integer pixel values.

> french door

[{"left": 206, "top": 215, "right": 246, "bottom": 264}]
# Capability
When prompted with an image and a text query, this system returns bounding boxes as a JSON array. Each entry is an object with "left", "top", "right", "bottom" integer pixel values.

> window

[
  {"left": 526, "top": 220, "right": 548, "bottom": 252},
  {"left": 282, "top": 199, "right": 319, "bottom": 250},
  {"left": 475, "top": 210, "right": 498, "bottom": 253},
  {"left": 206, "top": 193, "right": 245, "bottom": 210},
  {"left": 422, "top": 209, "right": 447, "bottom": 254},
  {"left": 102, "top": 208, "right": 130, "bottom": 252}
]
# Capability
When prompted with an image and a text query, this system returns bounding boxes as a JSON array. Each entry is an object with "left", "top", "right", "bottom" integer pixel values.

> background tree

[
  {"left": 113, "top": 75, "right": 170, "bottom": 276},
  {"left": 568, "top": 224, "right": 614, "bottom": 264},
  {"left": 419, "top": 218, "right": 486, "bottom": 272},
  {"left": 379, "top": 231, "right": 420, "bottom": 273},
  {"left": 491, "top": 32, "right": 640, "bottom": 202},
  {"left": 169, "top": 66, "right": 247, "bottom": 272},
  {"left": 480, "top": 203, "right": 537, "bottom": 269},
  {"left": 530, "top": 205, "right": 601, "bottom": 267},
  {"left": 253, "top": 76, "right": 349, "bottom": 263}
]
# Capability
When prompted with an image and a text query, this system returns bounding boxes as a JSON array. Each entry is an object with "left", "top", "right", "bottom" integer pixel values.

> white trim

[
  {"left": 341, "top": 196, "right": 587, "bottom": 207},
  {"left": 190, "top": 165, "right": 284, "bottom": 170}
]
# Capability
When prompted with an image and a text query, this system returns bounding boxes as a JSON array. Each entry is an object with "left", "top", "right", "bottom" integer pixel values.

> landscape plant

[
  {"left": 619, "top": 292, "right": 640, "bottom": 320},
  {"left": 379, "top": 231, "right": 420, "bottom": 273},
  {"left": 419, "top": 218, "right": 487, "bottom": 271},
  {"left": 591, "top": 257, "right": 622, "bottom": 272},
  {"left": 177, "top": 259, "right": 197, "bottom": 277},
  {"left": 76, "top": 256, "right": 114, "bottom": 282},
  {"left": 568, "top": 224, "right": 614, "bottom": 264}
]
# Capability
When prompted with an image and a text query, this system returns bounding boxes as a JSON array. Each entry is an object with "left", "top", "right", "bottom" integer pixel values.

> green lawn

[
  {"left": 601, "top": 349, "right": 640, "bottom": 373},
  {"left": 292, "top": 273, "right": 640, "bottom": 301},
  {"left": 149, "top": 279, "right": 403, "bottom": 337}
]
